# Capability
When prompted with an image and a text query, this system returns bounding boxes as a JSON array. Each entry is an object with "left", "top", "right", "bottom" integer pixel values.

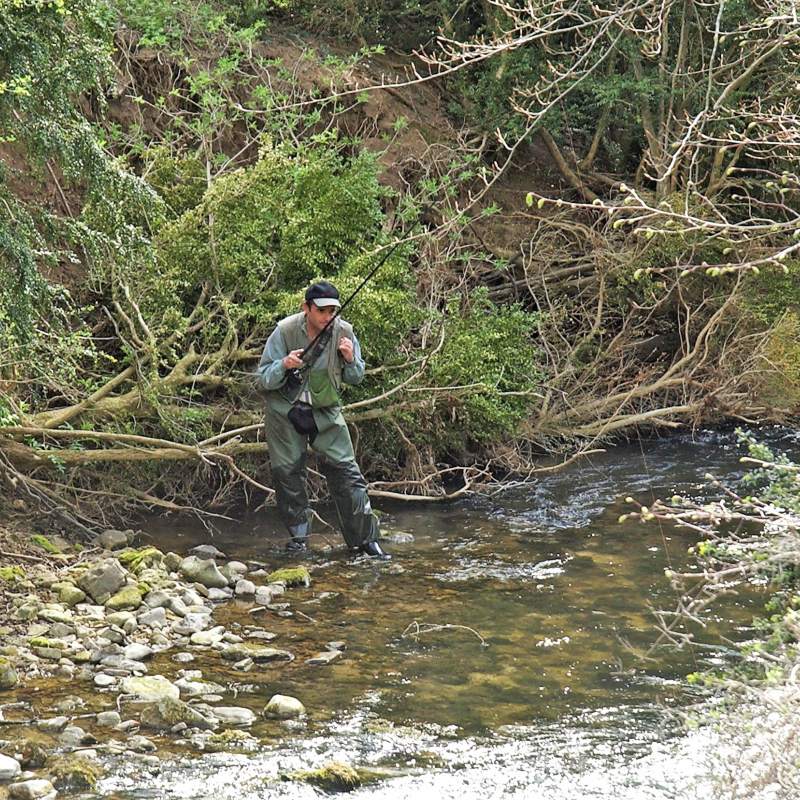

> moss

[
  {"left": 284, "top": 762, "right": 362, "bottom": 793},
  {"left": 117, "top": 547, "right": 163, "bottom": 571},
  {"left": 30, "top": 535, "right": 60, "bottom": 554},
  {"left": 266, "top": 567, "right": 311, "bottom": 588},
  {"left": 49, "top": 754, "right": 101, "bottom": 791},
  {"left": 0, "top": 566, "right": 25, "bottom": 583},
  {"left": 208, "top": 729, "right": 256, "bottom": 744},
  {"left": 29, "top": 637, "right": 63, "bottom": 649}
]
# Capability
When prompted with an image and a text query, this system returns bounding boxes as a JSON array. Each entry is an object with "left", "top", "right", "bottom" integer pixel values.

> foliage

[{"left": 738, "top": 430, "right": 800, "bottom": 515}]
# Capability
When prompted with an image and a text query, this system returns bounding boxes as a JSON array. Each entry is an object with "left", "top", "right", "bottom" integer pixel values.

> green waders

[{"left": 264, "top": 393, "right": 379, "bottom": 549}]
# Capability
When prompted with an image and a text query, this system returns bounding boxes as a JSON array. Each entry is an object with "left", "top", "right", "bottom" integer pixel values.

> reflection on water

[{"left": 101, "top": 429, "right": 786, "bottom": 799}]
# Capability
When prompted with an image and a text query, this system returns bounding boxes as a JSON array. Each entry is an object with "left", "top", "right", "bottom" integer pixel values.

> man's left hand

[{"left": 338, "top": 337, "right": 355, "bottom": 363}]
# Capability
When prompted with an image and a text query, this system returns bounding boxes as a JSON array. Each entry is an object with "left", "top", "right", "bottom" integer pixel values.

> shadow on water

[{"left": 100, "top": 428, "right": 795, "bottom": 799}]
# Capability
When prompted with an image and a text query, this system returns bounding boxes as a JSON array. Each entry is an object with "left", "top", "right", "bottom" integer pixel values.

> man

[{"left": 256, "top": 280, "right": 390, "bottom": 559}]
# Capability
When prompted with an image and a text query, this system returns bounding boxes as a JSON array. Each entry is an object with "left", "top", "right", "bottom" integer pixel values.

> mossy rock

[
  {"left": 0, "top": 566, "right": 25, "bottom": 583},
  {"left": 266, "top": 567, "right": 311, "bottom": 588},
  {"left": 208, "top": 729, "right": 256, "bottom": 746},
  {"left": 49, "top": 754, "right": 102, "bottom": 791},
  {"left": 117, "top": 547, "right": 163, "bottom": 572},
  {"left": 30, "top": 535, "right": 61, "bottom": 553},
  {"left": 284, "top": 762, "right": 361, "bottom": 793}
]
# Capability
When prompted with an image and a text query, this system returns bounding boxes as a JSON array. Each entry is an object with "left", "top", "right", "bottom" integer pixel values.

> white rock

[
  {"left": 8, "top": 778, "right": 55, "bottom": 799},
  {"left": 0, "top": 753, "right": 21, "bottom": 781},
  {"left": 264, "top": 694, "right": 305, "bottom": 719},
  {"left": 212, "top": 706, "right": 255, "bottom": 727},
  {"left": 120, "top": 675, "right": 179, "bottom": 702}
]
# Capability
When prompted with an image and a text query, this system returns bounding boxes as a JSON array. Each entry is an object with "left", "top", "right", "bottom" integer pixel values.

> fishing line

[{"left": 636, "top": 427, "right": 699, "bottom": 671}]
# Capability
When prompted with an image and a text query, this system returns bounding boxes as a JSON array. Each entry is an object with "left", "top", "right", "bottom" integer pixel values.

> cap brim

[{"left": 312, "top": 298, "right": 341, "bottom": 308}]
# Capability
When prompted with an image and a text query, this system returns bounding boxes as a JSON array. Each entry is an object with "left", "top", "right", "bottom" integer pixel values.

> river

[{"left": 98, "top": 428, "right": 795, "bottom": 799}]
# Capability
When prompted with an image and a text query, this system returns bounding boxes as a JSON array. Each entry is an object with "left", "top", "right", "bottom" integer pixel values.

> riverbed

[{"left": 93, "top": 428, "right": 790, "bottom": 799}]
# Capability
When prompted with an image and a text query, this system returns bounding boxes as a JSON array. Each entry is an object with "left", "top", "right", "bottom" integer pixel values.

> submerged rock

[
  {"left": 139, "top": 697, "right": 217, "bottom": 731},
  {"left": 284, "top": 762, "right": 361, "bottom": 793},
  {"left": 220, "top": 643, "right": 293, "bottom": 663},
  {"left": 121, "top": 675, "right": 179, "bottom": 702},
  {"left": 266, "top": 568, "right": 311, "bottom": 588},
  {"left": 49, "top": 753, "right": 102, "bottom": 791}
]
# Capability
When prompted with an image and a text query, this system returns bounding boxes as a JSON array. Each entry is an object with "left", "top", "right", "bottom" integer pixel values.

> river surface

[{"left": 99, "top": 428, "right": 799, "bottom": 799}]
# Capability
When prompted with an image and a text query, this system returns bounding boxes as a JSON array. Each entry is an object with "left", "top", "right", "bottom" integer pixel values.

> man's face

[{"left": 304, "top": 301, "right": 337, "bottom": 333}]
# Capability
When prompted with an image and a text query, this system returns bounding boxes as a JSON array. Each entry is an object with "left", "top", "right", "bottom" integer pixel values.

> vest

[{"left": 277, "top": 312, "right": 354, "bottom": 404}]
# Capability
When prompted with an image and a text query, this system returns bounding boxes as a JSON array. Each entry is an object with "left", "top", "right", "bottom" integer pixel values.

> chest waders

[{"left": 263, "top": 316, "right": 379, "bottom": 549}]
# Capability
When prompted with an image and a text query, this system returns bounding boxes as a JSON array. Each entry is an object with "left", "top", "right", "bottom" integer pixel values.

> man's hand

[
  {"left": 282, "top": 349, "right": 304, "bottom": 370},
  {"left": 338, "top": 337, "right": 355, "bottom": 364}
]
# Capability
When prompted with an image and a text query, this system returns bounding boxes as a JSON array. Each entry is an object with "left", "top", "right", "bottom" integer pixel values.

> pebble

[{"left": 94, "top": 673, "right": 117, "bottom": 688}]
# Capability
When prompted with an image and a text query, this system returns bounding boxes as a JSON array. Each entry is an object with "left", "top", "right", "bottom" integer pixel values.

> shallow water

[{"left": 98, "top": 428, "right": 799, "bottom": 799}]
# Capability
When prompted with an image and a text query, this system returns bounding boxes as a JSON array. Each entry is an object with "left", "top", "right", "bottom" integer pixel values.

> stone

[
  {"left": 246, "top": 630, "right": 277, "bottom": 642},
  {"left": 143, "top": 590, "right": 170, "bottom": 609},
  {"left": 140, "top": 697, "right": 216, "bottom": 731},
  {"left": 8, "top": 779, "right": 55, "bottom": 799},
  {"left": 211, "top": 706, "right": 255, "bottom": 727},
  {"left": 235, "top": 579, "right": 256, "bottom": 596},
  {"left": 285, "top": 762, "right": 361, "bottom": 793},
  {"left": 137, "top": 607, "right": 168, "bottom": 628},
  {"left": 220, "top": 643, "right": 293, "bottom": 663},
  {"left": 325, "top": 641, "right": 347, "bottom": 652},
  {"left": 179, "top": 556, "right": 228, "bottom": 589},
  {"left": 94, "top": 673, "right": 117, "bottom": 688},
  {"left": 305, "top": 650, "right": 342, "bottom": 666},
  {"left": 106, "top": 611, "right": 136, "bottom": 628},
  {"left": 36, "top": 716, "right": 69, "bottom": 734},
  {"left": 126, "top": 734, "right": 156, "bottom": 751},
  {"left": 97, "top": 626, "right": 125, "bottom": 644},
  {"left": 105, "top": 585, "right": 142, "bottom": 612},
  {"left": 264, "top": 694, "right": 305, "bottom": 719},
  {"left": 36, "top": 606, "right": 73, "bottom": 624},
  {"left": 181, "top": 589, "right": 206, "bottom": 608},
  {"left": 171, "top": 612, "right": 212, "bottom": 637},
  {"left": 49, "top": 753, "right": 101, "bottom": 791},
  {"left": 95, "top": 529, "right": 130, "bottom": 551},
  {"left": 166, "top": 596, "right": 188, "bottom": 617},
  {"left": 77, "top": 559, "right": 127, "bottom": 604},
  {"left": 207, "top": 587, "right": 232, "bottom": 601},
  {"left": 59, "top": 585, "right": 86, "bottom": 607},
  {"left": 189, "top": 544, "right": 226, "bottom": 560},
  {"left": 0, "top": 656, "right": 18, "bottom": 689},
  {"left": 58, "top": 725, "right": 96, "bottom": 748},
  {"left": 254, "top": 586, "right": 275, "bottom": 604},
  {"left": 174, "top": 676, "right": 225, "bottom": 697},
  {"left": 120, "top": 675, "right": 179, "bottom": 702},
  {"left": 189, "top": 626, "right": 225, "bottom": 647},
  {"left": 11, "top": 603, "right": 40, "bottom": 622},
  {"left": 266, "top": 567, "right": 311, "bottom": 588},
  {"left": 96, "top": 711, "right": 121, "bottom": 727},
  {"left": 123, "top": 643, "right": 153, "bottom": 662},
  {"left": 0, "top": 753, "right": 21, "bottom": 781},
  {"left": 163, "top": 552, "right": 182, "bottom": 572},
  {"left": 19, "top": 741, "right": 48, "bottom": 770}
]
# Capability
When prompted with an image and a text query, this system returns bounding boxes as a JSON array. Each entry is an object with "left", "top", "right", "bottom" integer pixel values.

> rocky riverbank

[{"left": 0, "top": 528, "right": 364, "bottom": 798}]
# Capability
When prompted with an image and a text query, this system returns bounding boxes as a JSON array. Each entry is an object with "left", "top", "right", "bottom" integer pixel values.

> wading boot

[
  {"left": 285, "top": 537, "right": 308, "bottom": 552},
  {"left": 358, "top": 541, "right": 391, "bottom": 560}
]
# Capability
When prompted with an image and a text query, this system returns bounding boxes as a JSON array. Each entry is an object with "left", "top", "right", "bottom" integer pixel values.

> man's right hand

[{"left": 282, "top": 349, "right": 304, "bottom": 370}]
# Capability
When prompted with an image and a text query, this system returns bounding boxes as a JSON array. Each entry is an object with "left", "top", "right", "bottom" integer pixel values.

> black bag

[{"left": 287, "top": 401, "right": 318, "bottom": 442}]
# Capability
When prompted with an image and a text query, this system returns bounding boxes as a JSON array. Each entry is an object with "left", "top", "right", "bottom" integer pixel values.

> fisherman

[{"left": 256, "top": 280, "right": 389, "bottom": 559}]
